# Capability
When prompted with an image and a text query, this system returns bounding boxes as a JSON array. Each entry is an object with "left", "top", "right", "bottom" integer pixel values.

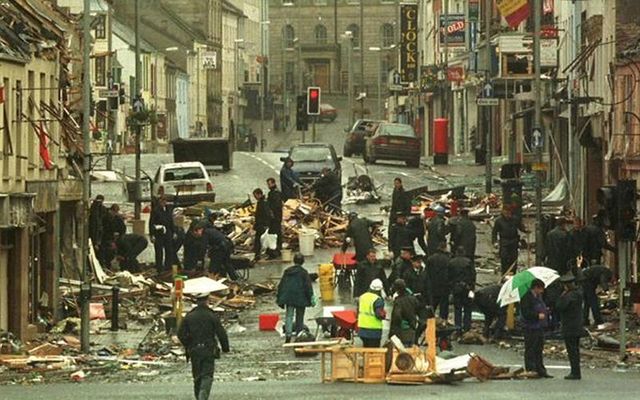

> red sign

[
  {"left": 496, "top": 0, "right": 530, "bottom": 29},
  {"left": 446, "top": 67, "right": 464, "bottom": 82},
  {"left": 541, "top": 25, "right": 558, "bottom": 38}
]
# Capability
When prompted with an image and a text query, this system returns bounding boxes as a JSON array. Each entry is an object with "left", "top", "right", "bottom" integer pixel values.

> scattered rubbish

[{"left": 70, "top": 370, "right": 86, "bottom": 382}]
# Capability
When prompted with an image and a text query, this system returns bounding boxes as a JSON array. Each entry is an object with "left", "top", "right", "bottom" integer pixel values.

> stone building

[{"left": 268, "top": 0, "right": 400, "bottom": 97}]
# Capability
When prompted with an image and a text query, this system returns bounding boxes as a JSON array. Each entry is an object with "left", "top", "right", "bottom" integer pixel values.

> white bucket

[
  {"left": 281, "top": 248, "right": 293, "bottom": 262},
  {"left": 298, "top": 229, "right": 317, "bottom": 256}
]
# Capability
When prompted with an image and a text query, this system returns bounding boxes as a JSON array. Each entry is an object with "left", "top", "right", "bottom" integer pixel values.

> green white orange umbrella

[{"left": 497, "top": 267, "right": 560, "bottom": 307}]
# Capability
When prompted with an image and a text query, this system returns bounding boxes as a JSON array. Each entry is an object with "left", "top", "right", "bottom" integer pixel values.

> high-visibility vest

[{"left": 358, "top": 292, "right": 383, "bottom": 330}]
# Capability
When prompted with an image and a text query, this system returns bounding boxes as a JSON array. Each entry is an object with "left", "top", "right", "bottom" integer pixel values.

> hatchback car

[
  {"left": 281, "top": 143, "right": 342, "bottom": 186},
  {"left": 152, "top": 161, "right": 216, "bottom": 205},
  {"left": 317, "top": 103, "right": 338, "bottom": 122},
  {"left": 343, "top": 119, "right": 381, "bottom": 157},
  {"left": 363, "top": 123, "right": 421, "bottom": 167}
]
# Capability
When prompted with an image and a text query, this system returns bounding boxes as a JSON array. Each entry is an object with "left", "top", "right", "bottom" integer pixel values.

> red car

[
  {"left": 317, "top": 103, "right": 337, "bottom": 122},
  {"left": 363, "top": 122, "right": 421, "bottom": 168}
]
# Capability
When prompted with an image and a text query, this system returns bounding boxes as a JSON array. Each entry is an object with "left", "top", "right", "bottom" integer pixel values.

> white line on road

[{"left": 242, "top": 152, "right": 280, "bottom": 175}]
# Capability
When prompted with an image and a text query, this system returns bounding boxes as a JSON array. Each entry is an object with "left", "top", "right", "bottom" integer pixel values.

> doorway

[{"left": 311, "top": 62, "right": 330, "bottom": 92}]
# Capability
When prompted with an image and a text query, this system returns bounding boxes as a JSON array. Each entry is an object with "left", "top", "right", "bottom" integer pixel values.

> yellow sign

[{"left": 531, "top": 162, "right": 548, "bottom": 171}]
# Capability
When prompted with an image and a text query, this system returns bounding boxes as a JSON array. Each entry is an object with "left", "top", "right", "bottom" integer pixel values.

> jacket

[
  {"left": 388, "top": 222, "right": 412, "bottom": 256},
  {"left": 389, "top": 293, "right": 419, "bottom": 344},
  {"left": 276, "top": 264, "right": 313, "bottom": 307},
  {"left": 178, "top": 304, "right": 230, "bottom": 355},
  {"left": 426, "top": 215, "right": 447, "bottom": 255},
  {"left": 545, "top": 227, "right": 570, "bottom": 274},
  {"left": 89, "top": 201, "right": 107, "bottom": 244},
  {"left": 520, "top": 290, "right": 548, "bottom": 331},
  {"left": 492, "top": 215, "right": 524, "bottom": 248},
  {"left": 267, "top": 188, "right": 284, "bottom": 222},
  {"left": 149, "top": 203, "right": 175, "bottom": 237},
  {"left": 313, "top": 171, "right": 342, "bottom": 204},
  {"left": 103, "top": 213, "right": 126, "bottom": 243},
  {"left": 204, "top": 228, "right": 232, "bottom": 258},
  {"left": 449, "top": 256, "right": 476, "bottom": 299},
  {"left": 449, "top": 216, "right": 476, "bottom": 258},
  {"left": 183, "top": 229, "right": 207, "bottom": 269},
  {"left": 401, "top": 266, "right": 424, "bottom": 296},
  {"left": 424, "top": 250, "right": 451, "bottom": 298},
  {"left": 345, "top": 217, "right": 375, "bottom": 260},
  {"left": 280, "top": 166, "right": 301, "bottom": 200},
  {"left": 358, "top": 292, "right": 385, "bottom": 339},
  {"left": 584, "top": 224, "right": 615, "bottom": 262},
  {"left": 568, "top": 227, "right": 588, "bottom": 260},
  {"left": 555, "top": 287, "right": 584, "bottom": 337},
  {"left": 253, "top": 198, "right": 273, "bottom": 230},
  {"left": 474, "top": 284, "right": 501, "bottom": 317},
  {"left": 406, "top": 216, "right": 428, "bottom": 254},
  {"left": 581, "top": 265, "right": 612, "bottom": 291},
  {"left": 390, "top": 187, "right": 411, "bottom": 217},
  {"left": 389, "top": 256, "right": 413, "bottom": 285},
  {"left": 353, "top": 260, "right": 388, "bottom": 298}
]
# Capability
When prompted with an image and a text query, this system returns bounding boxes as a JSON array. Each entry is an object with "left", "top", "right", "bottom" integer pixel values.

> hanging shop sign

[
  {"left": 400, "top": 3, "right": 419, "bottom": 83},
  {"left": 439, "top": 14, "right": 466, "bottom": 46}
]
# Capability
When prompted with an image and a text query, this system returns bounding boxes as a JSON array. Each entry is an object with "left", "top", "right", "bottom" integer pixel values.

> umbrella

[
  {"left": 180, "top": 277, "right": 228, "bottom": 295},
  {"left": 497, "top": 267, "right": 559, "bottom": 307}
]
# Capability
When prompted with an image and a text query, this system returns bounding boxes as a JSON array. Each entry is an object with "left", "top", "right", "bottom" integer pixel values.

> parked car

[
  {"left": 281, "top": 143, "right": 342, "bottom": 186},
  {"left": 363, "top": 122, "right": 421, "bottom": 168},
  {"left": 317, "top": 103, "right": 338, "bottom": 122},
  {"left": 152, "top": 161, "right": 216, "bottom": 206},
  {"left": 343, "top": 119, "right": 381, "bottom": 157}
]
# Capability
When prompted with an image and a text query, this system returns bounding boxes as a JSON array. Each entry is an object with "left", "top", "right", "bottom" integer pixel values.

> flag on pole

[
  {"left": 37, "top": 121, "right": 53, "bottom": 170},
  {"left": 496, "top": 0, "right": 531, "bottom": 29}
]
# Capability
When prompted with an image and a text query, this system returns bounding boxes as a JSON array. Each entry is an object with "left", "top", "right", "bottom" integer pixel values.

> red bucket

[{"left": 259, "top": 314, "right": 280, "bottom": 331}]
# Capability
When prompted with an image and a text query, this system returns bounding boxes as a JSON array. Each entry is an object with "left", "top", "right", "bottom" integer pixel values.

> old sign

[
  {"left": 439, "top": 14, "right": 466, "bottom": 46},
  {"left": 400, "top": 3, "right": 419, "bottom": 83}
]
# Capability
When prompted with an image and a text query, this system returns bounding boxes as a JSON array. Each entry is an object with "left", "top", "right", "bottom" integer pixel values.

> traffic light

[
  {"left": 296, "top": 95, "right": 308, "bottom": 131},
  {"left": 109, "top": 83, "right": 119, "bottom": 110},
  {"left": 616, "top": 179, "right": 637, "bottom": 241},
  {"left": 119, "top": 85, "right": 126, "bottom": 105},
  {"left": 307, "top": 86, "right": 321, "bottom": 115}
]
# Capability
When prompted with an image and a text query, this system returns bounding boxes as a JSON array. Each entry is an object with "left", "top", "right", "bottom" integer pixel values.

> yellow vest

[{"left": 358, "top": 292, "right": 383, "bottom": 330}]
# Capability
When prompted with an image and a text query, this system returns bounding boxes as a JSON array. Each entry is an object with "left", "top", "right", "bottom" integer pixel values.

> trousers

[
  {"left": 190, "top": 348, "right": 215, "bottom": 400},
  {"left": 583, "top": 283, "right": 602, "bottom": 325},
  {"left": 284, "top": 305, "right": 306, "bottom": 339},
  {"left": 564, "top": 336, "right": 581, "bottom": 377},
  {"left": 154, "top": 234, "right": 175, "bottom": 272},
  {"left": 431, "top": 294, "right": 450, "bottom": 321},
  {"left": 454, "top": 297, "right": 472, "bottom": 332},
  {"left": 361, "top": 337, "right": 381, "bottom": 348},
  {"left": 499, "top": 243, "right": 518, "bottom": 275},
  {"left": 524, "top": 329, "right": 546, "bottom": 375}
]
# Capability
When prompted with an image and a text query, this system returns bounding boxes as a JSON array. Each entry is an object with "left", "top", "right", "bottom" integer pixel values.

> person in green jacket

[{"left": 276, "top": 253, "right": 314, "bottom": 343}]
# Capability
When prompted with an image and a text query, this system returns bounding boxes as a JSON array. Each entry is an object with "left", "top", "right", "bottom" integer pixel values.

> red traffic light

[
  {"left": 307, "top": 86, "right": 321, "bottom": 115},
  {"left": 309, "top": 89, "right": 319, "bottom": 99}
]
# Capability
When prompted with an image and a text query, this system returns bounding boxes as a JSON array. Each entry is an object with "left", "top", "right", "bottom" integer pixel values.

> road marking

[
  {"left": 505, "top": 364, "right": 570, "bottom": 370},
  {"left": 241, "top": 152, "right": 280, "bottom": 175}
]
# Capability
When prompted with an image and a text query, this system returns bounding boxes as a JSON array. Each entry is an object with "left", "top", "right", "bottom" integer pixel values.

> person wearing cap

[
  {"left": 149, "top": 195, "right": 177, "bottom": 272},
  {"left": 520, "top": 279, "right": 552, "bottom": 378},
  {"left": 178, "top": 292, "right": 230, "bottom": 400},
  {"left": 492, "top": 207, "right": 528, "bottom": 275},
  {"left": 389, "top": 246, "right": 414, "bottom": 284},
  {"left": 388, "top": 211, "right": 412, "bottom": 258},
  {"left": 252, "top": 188, "right": 274, "bottom": 261},
  {"left": 390, "top": 177, "right": 411, "bottom": 228},
  {"left": 545, "top": 217, "right": 571, "bottom": 275},
  {"left": 357, "top": 278, "right": 387, "bottom": 347},
  {"left": 555, "top": 274, "right": 584, "bottom": 380},
  {"left": 183, "top": 220, "right": 208, "bottom": 271},
  {"left": 449, "top": 208, "right": 477, "bottom": 264},
  {"left": 426, "top": 205, "right": 448, "bottom": 256},
  {"left": 276, "top": 253, "right": 314, "bottom": 343},
  {"left": 449, "top": 246, "right": 476, "bottom": 333},
  {"left": 353, "top": 249, "right": 388, "bottom": 298},
  {"left": 266, "top": 178, "right": 284, "bottom": 258},
  {"left": 423, "top": 241, "right": 451, "bottom": 321},
  {"left": 581, "top": 264, "right": 612, "bottom": 326},
  {"left": 344, "top": 213, "right": 379, "bottom": 262},
  {"left": 584, "top": 212, "right": 616, "bottom": 265},
  {"left": 89, "top": 194, "right": 108, "bottom": 262},
  {"left": 400, "top": 253, "right": 423, "bottom": 296},
  {"left": 280, "top": 157, "right": 302, "bottom": 200},
  {"left": 389, "top": 279, "right": 420, "bottom": 347}
]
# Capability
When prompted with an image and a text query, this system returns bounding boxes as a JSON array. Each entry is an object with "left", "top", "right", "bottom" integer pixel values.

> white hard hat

[{"left": 369, "top": 279, "right": 384, "bottom": 292}]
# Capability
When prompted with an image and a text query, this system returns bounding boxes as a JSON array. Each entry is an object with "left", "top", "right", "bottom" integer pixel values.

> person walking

[
  {"left": 357, "top": 278, "right": 386, "bottom": 348},
  {"left": 252, "top": 188, "right": 274, "bottom": 261},
  {"left": 280, "top": 158, "right": 302, "bottom": 200},
  {"left": 389, "top": 279, "right": 420, "bottom": 347},
  {"left": 423, "top": 241, "right": 451, "bottom": 320},
  {"left": 178, "top": 292, "right": 230, "bottom": 400},
  {"left": 492, "top": 207, "right": 528, "bottom": 275},
  {"left": 266, "top": 178, "right": 284, "bottom": 258},
  {"left": 520, "top": 279, "right": 552, "bottom": 378},
  {"left": 353, "top": 249, "right": 388, "bottom": 298},
  {"left": 555, "top": 274, "right": 584, "bottom": 380},
  {"left": 449, "top": 246, "right": 476, "bottom": 333},
  {"left": 149, "top": 196, "right": 176, "bottom": 272},
  {"left": 581, "top": 264, "right": 612, "bottom": 326},
  {"left": 276, "top": 253, "right": 314, "bottom": 343},
  {"left": 344, "top": 212, "right": 380, "bottom": 262}
]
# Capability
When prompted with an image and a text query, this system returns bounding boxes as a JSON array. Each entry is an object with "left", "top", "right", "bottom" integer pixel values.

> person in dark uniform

[
  {"left": 555, "top": 274, "right": 584, "bottom": 380},
  {"left": 200, "top": 225, "right": 237, "bottom": 280},
  {"left": 450, "top": 246, "right": 476, "bottom": 333},
  {"left": 545, "top": 217, "right": 571, "bottom": 274},
  {"left": 426, "top": 205, "right": 448, "bottom": 256},
  {"left": 149, "top": 196, "right": 176, "bottom": 272},
  {"left": 449, "top": 208, "right": 477, "bottom": 263},
  {"left": 353, "top": 249, "right": 388, "bottom": 298},
  {"left": 388, "top": 212, "right": 412, "bottom": 258},
  {"left": 344, "top": 213, "right": 379, "bottom": 262},
  {"left": 389, "top": 246, "right": 413, "bottom": 284},
  {"left": 389, "top": 279, "right": 420, "bottom": 347},
  {"left": 183, "top": 220, "right": 207, "bottom": 271},
  {"left": 390, "top": 177, "right": 412, "bottom": 226},
  {"left": 520, "top": 279, "right": 552, "bottom": 378},
  {"left": 406, "top": 214, "right": 428, "bottom": 255},
  {"left": 568, "top": 218, "right": 588, "bottom": 263},
  {"left": 103, "top": 204, "right": 126, "bottom": 267},
  {"left": 114, "top": 233, "right": 148, "bottom": 273},
  {"left": 280, "top": 158, "right": 302, "bottom": 200},
  {"left": 402, "top": 254, "right": 425, "bottom": 296},
  {"left": 276, "top": 253, "right": 314, "bottom": 343},
  {"left": 474, "top": 284, "right": 506, "bottom": 339},
  {"left": 89, "top": 194, "right": 108, "bottom": 262},
  {"left": 584, "top": 213, "right": 616, "bottom": 265},
  {"left": 252, "top": 188, "right": 274, "bottom": 261},
  {"left": 492, "top": 207, "right": 528, "bottom": 275},
  {"left": 313, "top": 167, "right": 342, "bottom": 212},
  {"left": 423, "top": 241, "right": 451, "bottom": 320},
  {"left": 178, "top": 292, "right": 230, "bottom": 400},
  {"left": 266, "top": 178, "right": 283, "bottom": 258},
  {"left": 581, "top": 264, "right": 612, "bottom": 326}
]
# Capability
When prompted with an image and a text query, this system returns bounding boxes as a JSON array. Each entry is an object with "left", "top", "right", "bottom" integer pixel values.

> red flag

[
  {"left": 38, "top": 122, "right": 53, "bottom": 170},
  {"left": 496, "top": 0, "right": 531, "bottom": 29}
]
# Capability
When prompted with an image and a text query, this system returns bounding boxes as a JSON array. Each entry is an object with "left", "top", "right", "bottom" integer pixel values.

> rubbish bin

[
  {"left": 318, "top": 263, "right": 335, "bottom": 302},
  {"left": 298, "top": 229, "right": 317, "bottom": 256}
]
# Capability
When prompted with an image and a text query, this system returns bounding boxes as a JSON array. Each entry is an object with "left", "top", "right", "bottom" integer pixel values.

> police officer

[
  {"left": 474, "top": 284, "right": 506, "bottom": 339},
  {"left": 449, "top": 208, "right": 477, "bottom": 263},
  {"left": 390, "top": 177, "right": 411, "bottom": 227},
  {"left": 183, "top": 220, "right": 207, "bottom": 271},
  {"left": 423, "top": 241, "right": 451, "bottom": 320},
  {"left": 581, "top": 264, "right": 612, "bottom": 326},
  {"left": 389, "top": 279, "right": 420, "bottom": 347},
  {"left": 344, "top": 213, "right": 379, "bottom": 262},
  {"left": 556, "top": 274, "right": 584, "bottom": 380},
  {"left": 353, "top": 249, "right": 388, "bottom": 298},
  {"left": 545, "top": 217, "right": 570, "bottom": 274},
  {"left": 584, "top": 212, "right": 616, "bottom": 265},
  {"left": 266, "top": 178, "right": 284, "bottom": 258},
  {"left": 389, "top": 246, "right": 414, "bottom": 285},
  {"left": 406, "top": 213, "right": 428, "bottom": 255},
  {"left": 149, "top": 196, "right": 176, "bottom": 271},
  {"left": 449, "top": 246, "right": 476, "bottom": 333},
  {"left": 426, "top": 205, "right": 448, "bottom": 256},
  {"left": 401, "top": 254, "right": 424, "bottom": 296},
  {"left": 252, "top": 188, "right": 274, "bottom": 261},
  {"left": 492, "top": 207, "right": 528, "bottom": 275},
  {"left": 203, "top": 225, "right": 237, "bottom": 280},
  {"left": 178, "top": 292, "right": 230, "bottom": 400},
  {"left": 388, "top": 212, "right": 412, "bottom": 258},
  {"left": 114, "top": 233, "right": 148, "bottom": 273}
]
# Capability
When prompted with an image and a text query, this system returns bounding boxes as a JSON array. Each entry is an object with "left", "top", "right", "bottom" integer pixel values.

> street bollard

[{"left": 111, "top": 285, "right": 120, "bottom": 332}]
